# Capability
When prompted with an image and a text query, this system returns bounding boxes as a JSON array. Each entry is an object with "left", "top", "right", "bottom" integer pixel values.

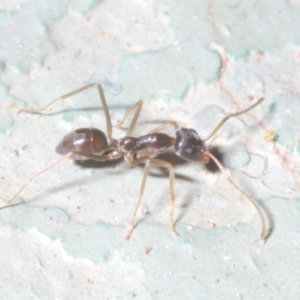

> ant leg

[
  {"left": 118, "top": 105, "right": 179, "bottom": 137},
  {"left": 125, "top": 157, "right": 150, "bottom": 240},
  {"left": 0, "top": 150, "right": 122, "bottom": 209},
  {"left": 204, "top": 151, "right": 269, "bottom": 241},
  {"left": 117, "top": 100, "right": 144, "bottom": 136},
  {"left": 0, "top": 153, "right": 73, "bottom": 209},
  {"left": 125, "top": 157, "right": 178, "bottom": 240},
  {"left": 13, "top": 83, "right": 114, "bottom": 142},
  {"left": 147, "top": 120, "right": 180, "bottom": 134},
  {"left": 17, "top": 83, "right": 99, "bottom": 113},
  {"left": 150, "top": 159, "right": 178, "bottom": 237},
  {"left": 204, "top": 97, "right": 264, "bottom": 141},
  {"left": 96, "top": 84, "right": 113, "bottom": 142}
]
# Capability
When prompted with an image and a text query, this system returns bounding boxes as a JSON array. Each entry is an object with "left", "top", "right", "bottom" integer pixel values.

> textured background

[{"left": 0, "top": 0, "right": 300, "bottom": 299}]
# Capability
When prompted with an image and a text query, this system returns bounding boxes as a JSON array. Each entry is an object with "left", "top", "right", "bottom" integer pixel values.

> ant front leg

[
  {"left": 13, "top": 83, "right": 114, "bottom": 142},
  {"left": 125, "top": 156, "right": 178, "bottom": 240},
  {"left": 147, "top": 120, "right": 180, "bottom": 134},
  {"left": 0, "top": 150, "right": 122, "bottom": 209}
]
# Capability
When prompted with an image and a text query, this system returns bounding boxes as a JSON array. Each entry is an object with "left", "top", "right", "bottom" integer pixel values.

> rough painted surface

[{"left": 0, "top": 0, "right": 300, "bottom": 299}]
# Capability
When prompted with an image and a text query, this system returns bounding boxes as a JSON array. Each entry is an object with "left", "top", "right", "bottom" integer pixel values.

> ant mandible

[{"left": 1, "top": 83, "right": 269, "bottom": 241}]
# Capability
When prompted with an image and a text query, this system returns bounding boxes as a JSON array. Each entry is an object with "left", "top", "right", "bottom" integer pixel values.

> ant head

[{"left": 174, "top": 128, "right": 210, "bottom": 163}]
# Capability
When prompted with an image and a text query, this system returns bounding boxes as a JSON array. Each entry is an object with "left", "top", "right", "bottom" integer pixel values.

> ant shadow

[
  {"left": 2, "top": 115, "right": 226, "bottom": 229},
  {"left": 174, "top": 146, "right": 224, "bottom": 224},
  {"left": 68, "top": 145, "right": 225, "bottom": 225},
  {"left": 45, "top": 145, "right": 224, "bottom": 228}
]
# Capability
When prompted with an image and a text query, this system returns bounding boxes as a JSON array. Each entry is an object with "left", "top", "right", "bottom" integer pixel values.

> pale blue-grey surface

[{"left": 0, "top": 1, "right": 300, "bottom": 299}]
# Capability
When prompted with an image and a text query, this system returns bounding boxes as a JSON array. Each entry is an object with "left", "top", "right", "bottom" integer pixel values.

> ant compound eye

[
  {"left": 185, "top": 147, "right": 197, "bottom": 156},
  {"left": 174, "top": 128, "right": 206, "bottom": 162}
]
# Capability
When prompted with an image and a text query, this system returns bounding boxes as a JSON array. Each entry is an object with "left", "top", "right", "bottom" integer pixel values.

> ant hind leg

[
  {"left": 0, "top": 149, "right": 122, "bottom": 209},
  {"left": 0, "top": 153, "right": 73, "bottom": 209},
  {"left": 12, "top": 83, "right": 114, "bottom": 142}
]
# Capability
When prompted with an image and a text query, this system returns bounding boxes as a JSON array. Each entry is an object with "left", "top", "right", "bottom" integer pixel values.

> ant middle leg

[
  {"left": 125, "top": 157, "right": 178, "bottom": 240},
  {"left": 117, "top": 100, "right": 144, "bottom": 136},
  {"left": 117, "top": 104, "right": 179, "bottom": 138}
]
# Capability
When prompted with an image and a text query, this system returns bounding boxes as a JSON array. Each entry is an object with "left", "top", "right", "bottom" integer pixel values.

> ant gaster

[{"left": 1, "top": 83, "right": 269, "bottom": 241}]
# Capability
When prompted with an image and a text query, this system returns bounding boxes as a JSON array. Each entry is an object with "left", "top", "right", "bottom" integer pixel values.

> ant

[{"left": 1, "top": 83, "right": 269, "bottom": 241}]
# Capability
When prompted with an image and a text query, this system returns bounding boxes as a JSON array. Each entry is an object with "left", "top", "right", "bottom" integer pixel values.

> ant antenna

[
  {"left": 204, "top": 98, "right": 264, "bottom": 141},
  {"left": 204, "top": 151, "right": 269, "bottom": 241},
  {"left": 203, "top": 98, "right": 268, "bottom": 240},
  {"left": 174, "top": 97, "right": 269, "bottom": 241}
]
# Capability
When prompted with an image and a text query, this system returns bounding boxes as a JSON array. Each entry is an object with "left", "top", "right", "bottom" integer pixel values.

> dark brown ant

[{"left": 1, "top": 83, "right": 268, "bottom": 241}]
